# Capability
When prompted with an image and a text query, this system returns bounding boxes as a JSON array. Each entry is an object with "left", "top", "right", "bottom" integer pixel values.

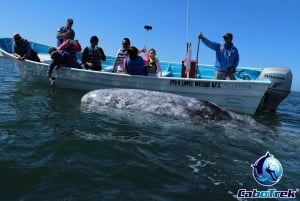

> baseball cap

[{"left": 223, "top": 33, "right": 233, "bottom": 41}]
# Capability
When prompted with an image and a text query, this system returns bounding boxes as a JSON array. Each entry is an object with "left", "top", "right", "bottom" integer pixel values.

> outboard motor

[{"left": 258, "top": 67, "right": 292, "bottom": 112}]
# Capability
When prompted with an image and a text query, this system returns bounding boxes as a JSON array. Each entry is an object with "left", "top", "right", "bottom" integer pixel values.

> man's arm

[{"left": 198, "top": 33, "right": 221, "bottom": 51}]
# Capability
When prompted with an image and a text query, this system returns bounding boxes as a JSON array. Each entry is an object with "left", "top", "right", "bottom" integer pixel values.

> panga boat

[{"left": 0, "top": 37, "right": 293, "bottom": 115}]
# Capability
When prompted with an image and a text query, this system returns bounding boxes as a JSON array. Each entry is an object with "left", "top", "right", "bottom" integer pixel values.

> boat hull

[{"left": 0, "top": 48, "right": 270, "bottom": 115}]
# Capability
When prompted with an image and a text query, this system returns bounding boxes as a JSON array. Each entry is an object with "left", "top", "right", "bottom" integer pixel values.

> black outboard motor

[{"left": 258, "top": 67, "right": 292, "bottom": 112}]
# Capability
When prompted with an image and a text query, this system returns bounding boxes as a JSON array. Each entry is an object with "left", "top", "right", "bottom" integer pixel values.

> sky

[{"left": 1, "top": 0, "right": 299, "bottom": 91}]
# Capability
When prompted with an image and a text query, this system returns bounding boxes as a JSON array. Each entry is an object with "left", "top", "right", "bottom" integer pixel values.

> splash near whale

[{"left": 80, "top": 88, "right": 252, "bottom": 124}]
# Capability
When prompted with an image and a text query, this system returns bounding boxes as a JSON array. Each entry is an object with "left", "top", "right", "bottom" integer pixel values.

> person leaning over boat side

[
  {"left": 144, "top": 48, "right": 162, "bottom": 77},
  {"left": 57, "top": 33, "right": 82, "bottom": 61},
  {"left": 47, "top": 47, "right": 81, "bottom": 86},
  {"left": 82, "top": 36, "right": 106, "bottom": 71},
  {"left": 198, "top": 32, "right": 239, "bottom": 80},
  {"left": 12, "top": 33, "right": 40, "bottom": 62},
  {"left": 56, "top": 18, "right": 75, "bottom": 46},
  {"left": 124, "top": 46, "right": 147, "bottom": 75},
  {"left": 112, "top": 38, "right": 131, "bottom": 73}
]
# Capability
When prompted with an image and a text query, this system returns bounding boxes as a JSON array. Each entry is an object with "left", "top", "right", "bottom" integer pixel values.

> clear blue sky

[{"left": 1, "top": 0, "right": 299, "bottom": 91}]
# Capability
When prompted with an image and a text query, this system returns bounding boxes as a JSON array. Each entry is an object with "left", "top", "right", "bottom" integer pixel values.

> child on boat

[{"left": 144, "top": 48, "right": 162, "bottom": 77}]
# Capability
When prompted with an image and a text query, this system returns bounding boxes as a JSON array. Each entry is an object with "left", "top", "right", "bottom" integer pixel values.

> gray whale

[{"left": 80, "top": 88, "right": 248, "bottom": 123}]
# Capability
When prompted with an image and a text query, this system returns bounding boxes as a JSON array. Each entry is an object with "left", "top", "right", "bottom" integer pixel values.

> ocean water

[{"left": 0, "top": 59, "right": 299, "bottom": 201}]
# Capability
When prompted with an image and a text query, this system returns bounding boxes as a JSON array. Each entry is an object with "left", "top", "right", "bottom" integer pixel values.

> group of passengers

[
  {"left": 112, "top": 37, "right": 162, "bottom": 77},
  {"left": 12, "top": 18, "right": 239, "bottom": 86},
  {"left": 12, "top": 18, "right": 162, "bottom": 86}
]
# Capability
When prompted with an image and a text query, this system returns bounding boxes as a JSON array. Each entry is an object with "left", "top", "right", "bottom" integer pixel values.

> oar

[{"left": 195, "top": 38, "right": 201, "bottom": 77}]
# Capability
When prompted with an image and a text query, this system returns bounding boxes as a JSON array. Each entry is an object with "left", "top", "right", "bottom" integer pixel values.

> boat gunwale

[{"left": 0, "top": 48, "right": 271, "bottom": 86}]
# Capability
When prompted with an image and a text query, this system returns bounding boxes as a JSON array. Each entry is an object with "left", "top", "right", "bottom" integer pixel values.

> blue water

[{"left": 0, "top": 59, "right": 299, "bottom": 201}]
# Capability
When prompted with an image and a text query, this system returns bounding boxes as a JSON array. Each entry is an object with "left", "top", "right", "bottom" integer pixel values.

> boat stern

[{"left": 258, "top": 67, "right": 292, "bottom": 112}]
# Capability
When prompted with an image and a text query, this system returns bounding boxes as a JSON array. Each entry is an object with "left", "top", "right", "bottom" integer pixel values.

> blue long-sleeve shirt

[{"left": 201, "top": 37, "right": 239, "bottom": 72}]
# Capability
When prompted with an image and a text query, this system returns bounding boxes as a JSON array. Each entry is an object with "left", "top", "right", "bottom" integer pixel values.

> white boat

[{"left": 0, "top": 37, "right": 293, "bottom": 115}]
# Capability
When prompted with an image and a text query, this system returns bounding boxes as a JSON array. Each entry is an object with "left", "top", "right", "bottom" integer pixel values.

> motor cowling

[{"left": 258, "top": 67, "right": 292, "bottom": 112}]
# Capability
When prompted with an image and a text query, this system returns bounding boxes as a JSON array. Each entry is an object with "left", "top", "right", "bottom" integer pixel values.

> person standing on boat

[
  {"left": 198, "top": 32, "right": 239, "bottom": 80},
  {"left": 12, "top": 33, "right": 40, "bottom": 62},
  {"left": 56, "top": 18, "right": 75, "bottom": 46},
  {"left": 82, "top": 36, "right": 106, "bottom": 71},
  {"left": 124, "top": 46, "right": 147, "bottom": 75}
]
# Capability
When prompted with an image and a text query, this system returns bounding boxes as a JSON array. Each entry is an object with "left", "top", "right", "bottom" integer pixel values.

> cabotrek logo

[
  {"left": 252, "top": 152, "right": 283, "bottom": 186},
  {"left": 236, "top": 152, "right": 298, "bottom": 199}
]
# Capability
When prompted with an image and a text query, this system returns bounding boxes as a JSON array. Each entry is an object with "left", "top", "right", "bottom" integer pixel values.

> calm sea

[{"left": 0, "top": 59, "right": 299, "bottom": 201}]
